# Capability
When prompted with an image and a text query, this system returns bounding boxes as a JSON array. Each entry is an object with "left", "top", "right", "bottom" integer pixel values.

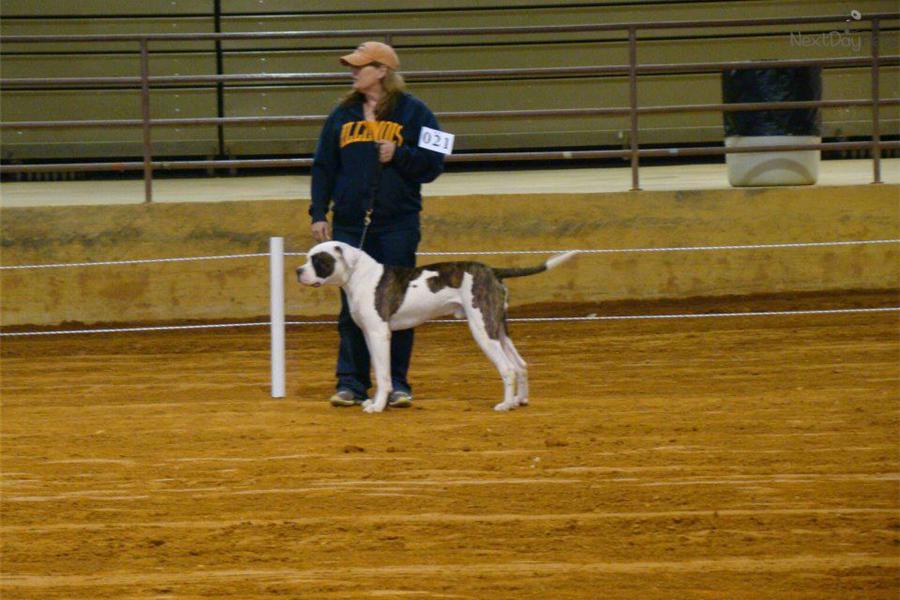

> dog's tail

[{"left": 492, "top": 251, "right": 578, "bottom": 280}]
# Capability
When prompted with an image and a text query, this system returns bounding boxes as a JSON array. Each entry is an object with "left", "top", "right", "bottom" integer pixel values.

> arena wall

[{"left": 1, "top": 183, "right": 898, "bottom": 327}]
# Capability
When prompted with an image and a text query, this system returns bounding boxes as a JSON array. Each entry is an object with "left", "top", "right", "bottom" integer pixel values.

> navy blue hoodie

[{"left": 310, "top": 92, "right": 444, "bottom": 230}]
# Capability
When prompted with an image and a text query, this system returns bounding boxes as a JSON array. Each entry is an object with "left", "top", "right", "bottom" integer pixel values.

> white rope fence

[
  {"left": 0, "top": 252, "right": 269, "bottom": 270},
  {"left": 290, "top": 238, "right": 900, "bottom": 258},
  {"left": 3, "top": 237, "right": 899, "bottom": 398},
  {"left": 2, "top": 238, "right": 898, "bottom": 270},
  {"left": 0, "top": 321, "right": 272, "bottom": 337}
]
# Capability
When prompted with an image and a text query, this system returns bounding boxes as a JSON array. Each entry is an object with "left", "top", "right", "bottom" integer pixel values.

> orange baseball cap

[{"left": 340, "top": 41, "right": 400, "bottom": 70}]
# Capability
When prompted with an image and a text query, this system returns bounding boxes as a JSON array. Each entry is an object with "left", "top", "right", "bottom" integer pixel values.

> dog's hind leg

[
  {"left": 501, "top": 335, "right": 529, "bottom": 407},
  {"left": 464, "top": 311, "right": 518, "bottom": 411}
]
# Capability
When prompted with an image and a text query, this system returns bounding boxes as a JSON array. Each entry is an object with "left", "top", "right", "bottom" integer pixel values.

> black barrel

[{"left": 723, "top": 67, "right": 823, "bottom": 137}]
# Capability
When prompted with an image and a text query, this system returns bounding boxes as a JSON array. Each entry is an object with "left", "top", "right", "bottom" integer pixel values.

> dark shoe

[
  {"left": 330, "top": 389, "right": 363, "bottom": 407},
  {"left": 387, "top": 391, "right": 413, "bottom": 408}
]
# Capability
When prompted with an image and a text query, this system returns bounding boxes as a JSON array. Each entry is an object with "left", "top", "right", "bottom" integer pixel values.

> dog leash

[{"left": 358, "top": 140, "right": 383, "bottom": 250}]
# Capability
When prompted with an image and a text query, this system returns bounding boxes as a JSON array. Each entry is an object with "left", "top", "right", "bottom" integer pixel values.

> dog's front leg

[{"left": 361, "top": 324, "right": 392, "bottom": 414}]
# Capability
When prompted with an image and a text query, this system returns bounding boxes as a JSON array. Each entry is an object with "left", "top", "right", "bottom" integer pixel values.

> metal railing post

[
  {"left": 871, "top": 16, "right": 882, "bottom": 184},
  {"left": 0, "top": 14, "right": 896, "bottom": 180},
  {"left": 628, "top": 26, "right": 641, "bottom": 191},
  {"left": 214, "top": 0, "right": 226, "bottom": 160},
  {"left": 139, "top": 38, "right": 154, "bottom": 203}
]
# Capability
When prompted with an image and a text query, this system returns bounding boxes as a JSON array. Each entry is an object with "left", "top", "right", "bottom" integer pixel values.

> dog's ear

[{"left": 334, "top": 244, "right": 360, "bottom": 270}]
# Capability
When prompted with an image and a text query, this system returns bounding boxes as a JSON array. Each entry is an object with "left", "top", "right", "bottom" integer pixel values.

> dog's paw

[
  {"left": 493, "top": 401, "right": 517, "bottom": 412},
  {"left": 517, "top": 398, "right": 529, "bottom": 407},
  {"left": 362, "top": 399, "right": 386, "bottom": 413}
]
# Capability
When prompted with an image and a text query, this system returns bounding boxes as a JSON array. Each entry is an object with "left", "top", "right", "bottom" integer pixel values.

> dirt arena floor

[{"left": 2, "top": 291, "right": 899, "bottom": 599}]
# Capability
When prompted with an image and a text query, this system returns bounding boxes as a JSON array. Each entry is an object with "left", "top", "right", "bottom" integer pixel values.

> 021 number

[{"left": 417, "top": 127, "right": 454, "bottom": 155}]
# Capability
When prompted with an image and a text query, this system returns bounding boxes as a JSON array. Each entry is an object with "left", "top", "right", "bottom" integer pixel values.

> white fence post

[{"left": 270, "top": 237, "right": 286, "bottom": 398}]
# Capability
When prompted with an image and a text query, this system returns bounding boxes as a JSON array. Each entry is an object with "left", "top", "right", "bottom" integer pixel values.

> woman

[{"left": 309, "top": 41, "right": 444, "bottom": 408}]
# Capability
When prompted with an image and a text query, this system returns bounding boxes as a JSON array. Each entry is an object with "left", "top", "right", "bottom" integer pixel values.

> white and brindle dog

[{"left": 297, "top": 241, "right": 576, "bottom": 413}]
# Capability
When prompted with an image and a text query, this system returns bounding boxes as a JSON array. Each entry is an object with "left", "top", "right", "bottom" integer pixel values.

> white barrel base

[{"left": 726, "top": 135, "right": 820, "bottom": 186}]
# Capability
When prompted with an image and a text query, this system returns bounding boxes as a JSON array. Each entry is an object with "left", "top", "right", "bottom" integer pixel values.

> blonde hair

[{"left": 341, "top": 65, "right": 407, "bottom": 120}]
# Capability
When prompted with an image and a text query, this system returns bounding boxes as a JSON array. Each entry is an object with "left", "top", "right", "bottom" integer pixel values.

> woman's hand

[
  {"left": 311, "top": 221, "right": 331, "bottom": 242},
  {"left": 377, "top": 141, "right": 396, "bottom": 164}
]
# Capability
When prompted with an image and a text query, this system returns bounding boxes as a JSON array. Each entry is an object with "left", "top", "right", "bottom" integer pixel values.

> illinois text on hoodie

[{"left": 310, "top": 93, "right": 445, "bottom": 230}]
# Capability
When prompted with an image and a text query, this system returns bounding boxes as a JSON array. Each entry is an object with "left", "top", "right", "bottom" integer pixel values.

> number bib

[{"left": 417, "top": 126, "right": 455, "bottom": 155}]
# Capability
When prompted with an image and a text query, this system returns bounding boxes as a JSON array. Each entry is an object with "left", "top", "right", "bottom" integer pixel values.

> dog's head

[{"left": 296, "top": 241, "right": 359, "bottom": 288}]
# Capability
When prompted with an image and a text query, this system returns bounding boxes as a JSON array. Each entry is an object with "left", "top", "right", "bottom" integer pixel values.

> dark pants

[{"left": 332, "top": 226, "right": 420, "bottom": 399}]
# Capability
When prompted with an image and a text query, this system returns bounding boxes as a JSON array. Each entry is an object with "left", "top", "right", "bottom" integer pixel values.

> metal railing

[{"left": 1, "top": 12, "right": 897, "bottom": 202}]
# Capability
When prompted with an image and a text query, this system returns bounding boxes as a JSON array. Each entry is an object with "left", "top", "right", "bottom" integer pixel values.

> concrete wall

[{"left": 1, "top": 184, "right": 898, "bottom": 327}]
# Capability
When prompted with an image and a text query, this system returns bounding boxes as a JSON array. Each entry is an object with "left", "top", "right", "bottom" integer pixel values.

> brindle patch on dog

[
  {"left": 470, "top": 264, "right": 508, "bottom": 340},
  {"left": 375, "top": 265, "right": 420, "bottom": 321},
  {"left": 374, "top": 262, "right": 469, "bottom": 322},
  {"left": 375, "top": 262, "right": 507, "bottom": 336},
  {"left": 425, "top": 263, "right": 467, "bottom": 293},
  {"left": 311, "top": 252, "right": 337, "bottom": 279}
]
